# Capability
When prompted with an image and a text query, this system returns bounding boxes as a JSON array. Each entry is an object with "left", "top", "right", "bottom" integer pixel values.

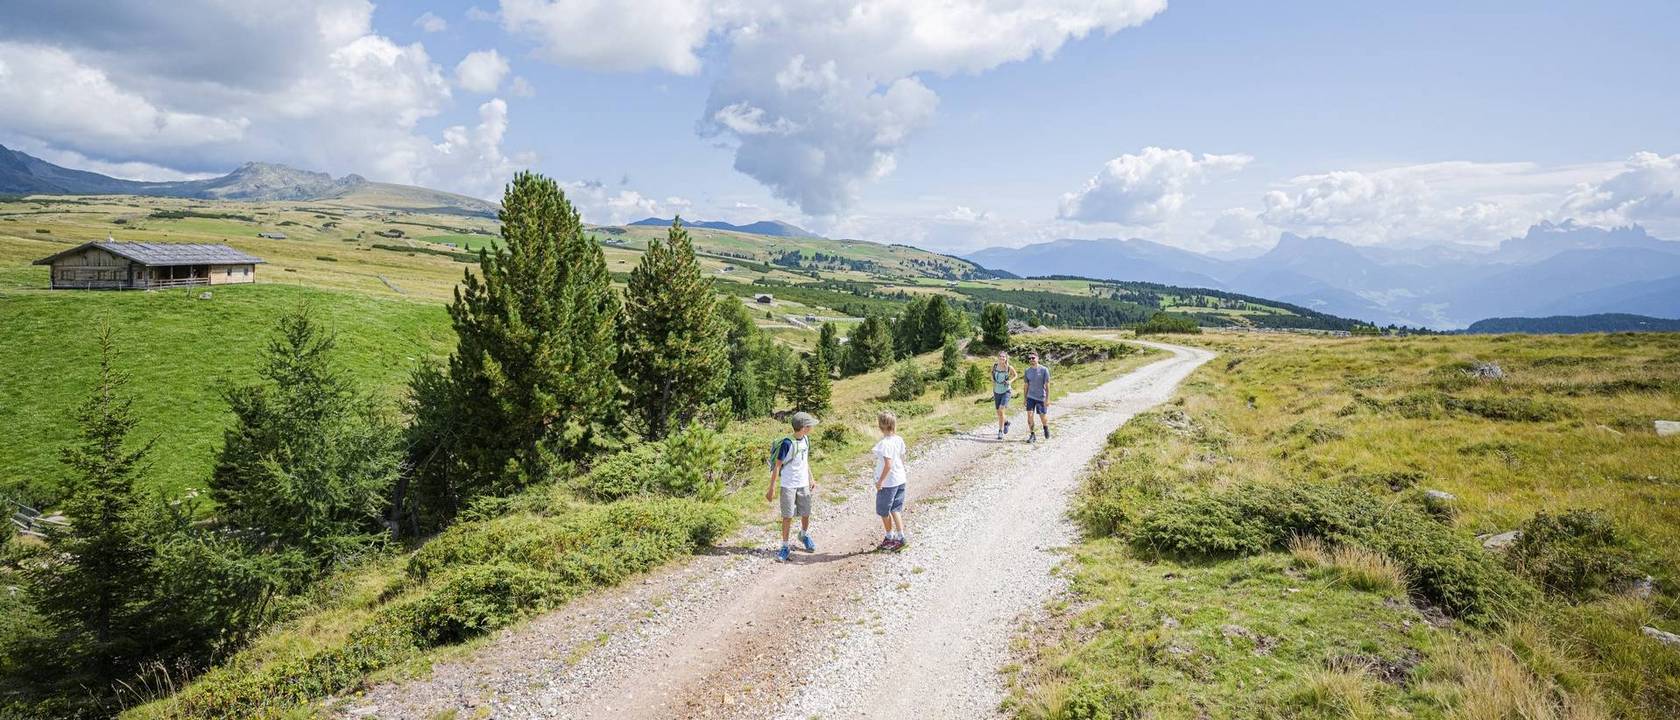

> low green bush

[
  {"left": 1007, "top": 336, "right": 1135, "bottom": 365},
  {"left": 887, "top": 360, "right": 927, "bottom": 401},
  {"left": 1127, "top": 482, "right": 1530, "bottom": 625},
  {"left": 164, "top": 497, "right": 735, "bottom": 718},
  {"left": 573, "top": 428, "right": 758, "bottom": 501},
  {"left": 1506, "top": 509, "right": 1642, "bottom": 600}
]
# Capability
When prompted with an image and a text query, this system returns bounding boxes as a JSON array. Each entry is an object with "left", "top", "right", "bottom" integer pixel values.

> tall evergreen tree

[
  {"left": 893, "top": 295, "right": 927, "bottom": 358},
  {"left": 212, "top": 307, "right": 400, "bottom": 572},
  {"left": 817, "top": 321, "right": 841, "bottom": 373},
  {"left": 939, "top": 336, "right": 962, "bottom": 379},
  {"left": 919, "top": 295, "right": 957, "bottom": 352},
  {"left": 29, "top": 327, "right": 157, "bottom": 679},
  {"left": 789, "top": 353, "right": 832, "bottom": 414},
  {"left": 424, "top": 171, "right": 621, "bottom": 499},
  {"left": 982, "top": 303, "right": 1010, "bottom": 348},
  {"left": 841, "top": 315, "right": 894, "bottom": 376},
  {"left": 619, "top": 218, "right": 729, "bottom": 439}
]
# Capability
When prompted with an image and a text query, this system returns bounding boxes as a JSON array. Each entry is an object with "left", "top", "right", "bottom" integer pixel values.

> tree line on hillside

[{"left": 0, "top": 173, "right": 815, "bottom": 718}]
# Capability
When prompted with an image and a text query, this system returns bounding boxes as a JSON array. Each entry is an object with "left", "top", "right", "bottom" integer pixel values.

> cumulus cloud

[
  {"left": 1560, "top": 152, "right": 1680, "bottom": 233},
  {"left": 561, "top": 180, "right": 691, "bottom": 226},
  {"left": 509, "top": 75, "right": 535, "bottom": 97},
  {"left": 1058, "top": 147, "right": 1252, "bottom": 225},
  {"left": 497, "top": 0, "right": 712, "bottom": 74},
  {"left": 0, "top": 0, "right": 527, "bottom": 201},
  {"left": 414, "top": 11, "right": 448, "bottom": 32},
  {"left": 498, "top": 0, "right": 1167, "bottom": 215},
  {"left": 455, "top": 49, "right": 510, "bottom": 93}
]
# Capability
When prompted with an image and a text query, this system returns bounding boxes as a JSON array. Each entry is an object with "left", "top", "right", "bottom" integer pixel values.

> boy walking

[
  {"left": 766, "top": 411, "right": 819, "bottom": 562},
  {"left": 1024, "top": 352, "right": 1051, "bottom": 443},
  {"left": 872, "top": 411, "right": 909, "bottom": 551}
]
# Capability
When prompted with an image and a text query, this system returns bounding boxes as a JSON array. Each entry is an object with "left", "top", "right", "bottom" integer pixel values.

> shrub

[
  {"left": 1134, "top": 312, "right": 1201, "bottom": 335},
  {"left": 819, "top": 423, "right": 853, "bottom": 446},
  {"left": 887, "top": 360, "right": 927, "bottom": 401},
  {"left": 942, "top": 362, "right": 990, "bottom": 399},
  {"left": 1506, "top": 510, "right": 1641, "bottom": 599},
  {"left": 1132, "top": 482, "right": 1530, "bottom": 625},
  {"left": 1008, "top": 336, "right": 1134, "bottom": 365}
]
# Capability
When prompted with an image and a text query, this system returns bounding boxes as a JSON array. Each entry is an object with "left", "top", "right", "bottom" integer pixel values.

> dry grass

[
  {"left": 1434, "top": 637, "right": 1610, "bottom": 720},
  {"left": 1284, "top": 666, "right": 1381, "bottom": 720},
  {"left": 1289, "top": 535, "right": 1409, "bottom": 596}
]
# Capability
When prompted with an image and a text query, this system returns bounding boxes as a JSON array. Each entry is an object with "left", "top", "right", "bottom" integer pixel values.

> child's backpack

[{"left": 767, "top": 436, "right": 792, "bottom": 473}]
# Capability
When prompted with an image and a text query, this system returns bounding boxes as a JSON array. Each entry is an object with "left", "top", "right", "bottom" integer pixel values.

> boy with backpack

[
  {"left": 872, "top": 410, "right": 909, "bottom": 551},
  {"left": 766, "top": 411, "right": 820, "bottom": 562}
]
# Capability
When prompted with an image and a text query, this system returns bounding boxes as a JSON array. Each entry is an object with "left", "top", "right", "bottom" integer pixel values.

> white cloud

[
  {"left": 414, "top": 11, "right": 448, "bottom": 32},
  {"left": 455, "top": 49, "right": 510, "bottom": 93},
  {"left": 497, "top": 0, "right": 711, "bottom": 74},
  {"left": 509, "top": 75, "right": 535, "bottom": 97},
  {"left": 0, "top": 42, "right": 247, "bottom": 156},
  {"left": 6, "top": 143, "right": 220, "bottom": 182},
  {"left": 562, "top": 180, "right": 691, "bottom": 226},
  {"left": 0, "top": 0, "right": 527, "bottom": 201},
  {"left": 1561, "top": 152, "right": 1680, "bottom": 234},
  {"left": 498, "top": 0, "right": 1168, "bottom": 215},
  {"left": 418, "top": 98, "right": 531, "bottom": 200},
  {"left": 1058, "top": 147, "right": 1252, "bottom": 225}
]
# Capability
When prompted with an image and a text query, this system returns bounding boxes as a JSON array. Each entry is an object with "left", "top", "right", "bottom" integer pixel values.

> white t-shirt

[
  {"left": 778, "top": 436, "right": 811, "bottom": 488},
  {"left": 872, "top": 435, "right": 907, "bottom": 488}
]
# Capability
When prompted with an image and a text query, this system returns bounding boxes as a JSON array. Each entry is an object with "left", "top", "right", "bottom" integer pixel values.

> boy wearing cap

[{"left": 766, "top": 411, "right": 820, "bottom": 562}]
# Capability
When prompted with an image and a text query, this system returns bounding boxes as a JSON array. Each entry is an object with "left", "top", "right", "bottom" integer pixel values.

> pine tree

[
  {"left": 424, "top": 171, "right": 621, "bottom": 499},
  {"left": 893, "top": 295, "right": 927, "bottom": 358},
  {"left": 982, "top": 303, "right": 1010, "bottom": 349},
  {"left": 620, "top": 218, "right": 728, "bottom": 439},
  {"left": 919, "top": 295, "right": 957, "bottom": 352},
  {"left": 817, "top": 321, "right": 841, "bottom": 372},
  {"left": 212, "top": 306, "right": 400, "bottom": 572},
  {"left": 29, "top": 327, "right": 157, "bottom": 678},
  {"left": 939, "top": 337, "right": 962, "bottom": 379},
  {"left": 842, "top": 315, "right": 894, "bottom": 376},
  {"left": 790, "top": 352, "right": 832, "bottom": 413}
]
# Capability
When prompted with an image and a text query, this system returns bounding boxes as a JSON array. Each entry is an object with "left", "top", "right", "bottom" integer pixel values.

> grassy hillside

[
  {"left": 1009, "top": 331, "right": 1680, "bottom": 718},
  {"left": 0, "top": 283, "right": 451, "bottom": 504}
]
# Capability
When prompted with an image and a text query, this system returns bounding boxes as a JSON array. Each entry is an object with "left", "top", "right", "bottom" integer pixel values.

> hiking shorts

[
  {"left": 1025, "top": 397, "right": 1047, "bottom": 415},
  {"left": 875, "top": 484, "right": 906, "bottom": 516},
  {"left": 779, "top": 486, "right": 812, "bottom": 518},
  {"left": 993, "top": 391, "right": 1011, "bottom": 408}
]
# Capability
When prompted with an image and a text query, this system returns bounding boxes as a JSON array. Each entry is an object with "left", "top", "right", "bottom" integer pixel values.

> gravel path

[{"left": 338, "top": 341, "right": 1211, "bottom": 720}]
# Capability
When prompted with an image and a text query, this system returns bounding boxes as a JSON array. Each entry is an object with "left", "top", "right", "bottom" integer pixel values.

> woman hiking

[{"left": 991, "top": 350, "right": 1018, "bottom": 440}]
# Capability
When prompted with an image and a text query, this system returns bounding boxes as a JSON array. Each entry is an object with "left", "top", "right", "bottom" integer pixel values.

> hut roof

[{"left": 34, "top": 242, "right": 265, "bottom": 267}]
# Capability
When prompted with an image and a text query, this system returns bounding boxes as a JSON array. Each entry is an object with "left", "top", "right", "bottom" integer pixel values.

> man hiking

[
  {"left": 1023, "top": 351, "right": 1051, "bottom": 443},
  {"left": 991, "top": 350, "right": 1018, "bottom": 440}
]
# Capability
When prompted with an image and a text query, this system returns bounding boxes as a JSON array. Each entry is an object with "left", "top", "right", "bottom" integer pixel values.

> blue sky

[{"left": 2, "top": 1, "right": 1677, "bottom": 253}]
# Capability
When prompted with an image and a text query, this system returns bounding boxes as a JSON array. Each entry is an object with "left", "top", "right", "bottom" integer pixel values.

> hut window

[{"left": 226, "top": 267, "right": 233, "bottom": 277}]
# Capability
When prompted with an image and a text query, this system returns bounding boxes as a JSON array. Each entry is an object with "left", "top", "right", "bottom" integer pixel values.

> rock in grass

[
  {"left": 1643, "top": 625, "right": 1680, "bottom": 648},
  {"left": 1424, "top": 489, "right": 1456, "bottom": 504},
  {"left": 1656, "top": 420, "right": 1680, "bottom": 437},
  {"left": 1464, "top": 361, "right": 1505, "bottom": 381},
  {"left": 1478, "top": 530, "right": 1521, "bottom": 550}
]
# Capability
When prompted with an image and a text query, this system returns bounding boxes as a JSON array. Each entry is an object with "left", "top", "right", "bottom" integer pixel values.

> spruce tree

[
  {"left": 790, "top": 352, "right": 832, "bottom": 414},
  {"left": 982, "top": 303, "right": 1010, "bottom": 349},
  {"left": 817, "top": 321, "right": 840, "bottom": 372},
  {"left": 842, "top": 315, "right": 894, "bottom": 376},
  {"left": 430, "top": 172, "right": 621, "bottom": 498},
  {"left": 919, "top": 295, "right": 956, "bottom": 352},
  {"left": 29, "top": 327, "right": 156, "bottom": 678},
  {"left": 212, "top": 306, "right": 400, "bottom": 572},
  {"left": 620, "top": 218, "right": 728, "bottom": 439},
  {"left": 939, "top": 336, "right": 962, "bottom": 378},
  {"left": 893, "top": 295, "right": 927, "bottom": 358}
]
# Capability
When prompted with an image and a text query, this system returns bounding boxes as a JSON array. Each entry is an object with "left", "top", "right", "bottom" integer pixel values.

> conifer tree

[
  {"left": 842, "top": 315, "right": 894, "bottom": 376},
  {"left": 212, "top": 306, "right": 399, "bottom": 571},
  {"left": 620, "top": 218, "right": 728, "bottom": 439},
  {"left": 919, "top": 295, "right": 957, "bottom": 352},
  {"left": 893, "top": 295, "right": 927, "bottom": 358},
  {"left": 790, "top": 352, "right": 832, "bottom": 414},
  {"left": 29, "top": 327, "right": 157, "bottom": 678},
  {"left": 427, "top": 172, "right": 621, "bottom": 497},
  {"left": 982, "top": 303, "right": 1010, "bottom": 349},
  {"left": 939, "top": 336, "right": 962, "bottom": 379},
  {"left": 817, "top": 321, "right": 841, "bottom": 372}
]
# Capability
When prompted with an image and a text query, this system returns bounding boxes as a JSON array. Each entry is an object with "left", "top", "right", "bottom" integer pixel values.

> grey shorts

[
  {"left": 779, "top": 486, "right": 812, "bottom": 518},
  {"left": 994, "top": 391, "right": 1011, "bottom": 408},
  {"left": 875, "top": 484, "right": 906, "bottom": 516}
]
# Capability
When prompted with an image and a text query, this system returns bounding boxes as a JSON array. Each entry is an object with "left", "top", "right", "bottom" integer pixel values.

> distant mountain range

[
  {"left": 970, "top": 221, "right": 1680, "bottom": 329},
  {"left": 1463, "top": 313, "right": 1680, "bottom": 334},
  {"left": 0, "top": 144, "right": 498, "bottom": 217},
  {"left": 628, "top": 216, "right": 820, "bottom": 239}
]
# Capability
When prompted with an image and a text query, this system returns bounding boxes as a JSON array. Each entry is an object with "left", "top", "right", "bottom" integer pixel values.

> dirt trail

[{"left": 342, "top": 341, "right": 1212, "bottom": 720}]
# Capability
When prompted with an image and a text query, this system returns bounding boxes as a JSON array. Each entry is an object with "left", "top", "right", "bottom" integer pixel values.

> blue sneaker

[
  {"left": 777, "top": 545, "right": 790, "bottom": 562},
  {"left": 800, "top": 533, "right": 816, "bottom": 553},
  {"left": 1004, "top": 420, "right": 1012, "bottom": 435}
]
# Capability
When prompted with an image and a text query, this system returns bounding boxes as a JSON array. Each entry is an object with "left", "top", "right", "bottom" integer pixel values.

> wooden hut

[{"left": 34, "top": 241, "right": 264, "bottom": 290}]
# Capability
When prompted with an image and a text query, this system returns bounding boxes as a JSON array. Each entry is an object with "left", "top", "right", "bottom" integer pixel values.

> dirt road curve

[{"left": 342, "top": 341, "right": 1212, "bottom": 720}]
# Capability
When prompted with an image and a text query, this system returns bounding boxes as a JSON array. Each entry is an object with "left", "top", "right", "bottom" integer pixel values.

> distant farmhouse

[
  {"left": 754, "top": 293, "right": 774, "bottom": 304},
  {"left": 35, "top": 242, "right": 264, "bottom": 290}
]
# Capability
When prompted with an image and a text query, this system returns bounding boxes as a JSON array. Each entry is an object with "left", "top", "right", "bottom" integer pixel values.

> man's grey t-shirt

[{"left": 1024, "top": 365, "right": 1050, "bottom": 400}]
